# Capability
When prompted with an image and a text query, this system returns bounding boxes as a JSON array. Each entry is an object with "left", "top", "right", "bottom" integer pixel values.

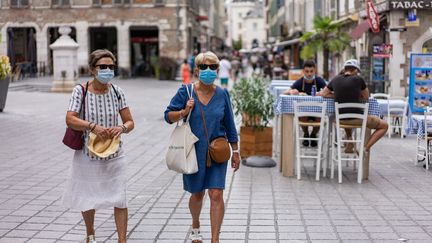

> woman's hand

[
  {"left": 107, "top": 126, "right": 123, "bottom": 139},
  {"left": 92, "top": 125, "right": 110, "bottom": 140},
  {"left": 231, "top": 153, "right": 241, "bottom": 172},
  {"left": 183, "top": 98, "right": 195, "bottom": 116}
]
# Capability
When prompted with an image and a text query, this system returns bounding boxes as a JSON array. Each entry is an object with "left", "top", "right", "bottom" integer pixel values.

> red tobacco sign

[{"left": 366, "top": 0, "right": 380, "bottom": 33}]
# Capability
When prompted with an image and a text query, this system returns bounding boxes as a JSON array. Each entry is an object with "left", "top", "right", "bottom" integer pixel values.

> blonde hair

[{"left": 193, "top": 51, "right": 220, "bottom": 78}]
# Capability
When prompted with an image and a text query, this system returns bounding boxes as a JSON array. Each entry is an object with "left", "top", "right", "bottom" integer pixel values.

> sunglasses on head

[
  {"left": 198, "top": 64, "right": 219, "bottom": 70},
  {"left": 96, "top": 64, "right": 116, "bottom": 70}
]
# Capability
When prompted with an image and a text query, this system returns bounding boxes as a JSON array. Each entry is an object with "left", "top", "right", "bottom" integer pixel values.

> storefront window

[{"left": 423, "top": 39, "right": 432, "bottom": 53}]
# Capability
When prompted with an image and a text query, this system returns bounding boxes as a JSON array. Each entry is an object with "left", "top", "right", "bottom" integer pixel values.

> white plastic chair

[
  {"left": 416, "top": 111, "right": 432, "bottom": 170},
  {"left": 294, "top": 101, "right": 328, "bottom": 181},
  {"left": 331, "top": 103, "right": 368, "bottom": 184},
  {"left": 387, "top": 96, "right": 408, "bottom": 138},
  {"left": 371, "top": 93, "right": 390, "bottom": 100}
]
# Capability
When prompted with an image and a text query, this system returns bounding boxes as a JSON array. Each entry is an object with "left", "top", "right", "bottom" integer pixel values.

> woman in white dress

[{"left": 63, "top": 49, "right": 134, "bottom": 243}]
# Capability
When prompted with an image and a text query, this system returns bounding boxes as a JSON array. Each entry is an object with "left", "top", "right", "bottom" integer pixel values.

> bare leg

[
  {"left": 365, "top": 120, "right": 388, "bottom": 151},
  {"left": 208, "top": 189, "right": 224, "bottom": 243},
  {"left": 344, "top": 128, "right": 353, "bottom": 138},
  {"left": 114, "top": 207, "right": 128, "bottom": 243},
  {"left": 189, "top": 191, "right": 205, "bottom": 229},
  {"left": 82, "top": 209, "right": 95, "bottom": 240}
]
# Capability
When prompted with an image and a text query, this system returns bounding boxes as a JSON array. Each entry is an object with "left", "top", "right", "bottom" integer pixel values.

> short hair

[
  {"left": 193, "top": 51, "right": 220, "bottom": 78},
  {"left": 89, "top": 49, "right": 116, "bottom": 71},
  {"left": 303, "top": 60, "right": 316, "bottom": 69}
]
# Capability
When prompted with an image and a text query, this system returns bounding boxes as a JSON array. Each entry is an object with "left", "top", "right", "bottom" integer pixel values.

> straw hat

[{"left": 87, "top": 132, "right": 120, "bottom": 158}]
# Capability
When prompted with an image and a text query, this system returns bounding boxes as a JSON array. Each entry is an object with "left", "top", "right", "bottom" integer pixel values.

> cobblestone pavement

[{"left": 1, "top": 77, "right": 432, "bottom": 243}]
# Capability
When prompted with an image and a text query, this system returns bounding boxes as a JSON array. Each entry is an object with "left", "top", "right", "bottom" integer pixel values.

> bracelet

[
  {"left": 90, "top": 123, "right": 97, "bottom": 132},
  {"left": 121, "top": 124, "right": 128, "bottom": 133},
  {"left": 232, "top": 150, "right": 239, "bottom": 153},
  {"left": 87, "top": 122, "right": 94, "bottom": 131},
  {"left": 179, "top": 110, "right": 184, "bottom": 119}
]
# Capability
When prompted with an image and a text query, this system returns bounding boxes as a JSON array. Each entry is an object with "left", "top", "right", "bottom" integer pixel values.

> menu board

[{"left": 409, "top": 53, "right": 432, "bottom": 113}]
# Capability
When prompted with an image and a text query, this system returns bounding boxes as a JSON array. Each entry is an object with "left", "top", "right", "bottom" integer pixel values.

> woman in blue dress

[{"left": 164, "top": 51, "right": 240, "bottom": 243}]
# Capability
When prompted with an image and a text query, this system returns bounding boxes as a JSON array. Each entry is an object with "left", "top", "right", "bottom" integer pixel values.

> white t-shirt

[{"left": 219, "top": 59, "right": 231, "bottom": 78}]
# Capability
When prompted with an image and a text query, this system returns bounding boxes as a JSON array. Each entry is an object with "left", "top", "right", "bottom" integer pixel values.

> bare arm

[
  {"left": 360, "top": 87, "right": 370, "bottom": 101},
  {"left": 167, "top": 98, "right": 195, "bottom": 123},
  {"left": 319, "top": 87, "right": 334, "bottom": 98},
  {"left": 167, "top": 109, "right": 187, "bottom": 123},
  {"left": 119, "top": 107, "right": 134, "bottom": 133},
  {"left": 288, "top": 89, "right": 299, "bottom": 95},
  {"left": 66, "top": 111, "right": 91, "bottom": 131}
]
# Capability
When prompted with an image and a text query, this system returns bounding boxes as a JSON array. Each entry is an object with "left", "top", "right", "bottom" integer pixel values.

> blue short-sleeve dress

[{"left": 164, "top": 83, "right": 239, "bottom": 194}]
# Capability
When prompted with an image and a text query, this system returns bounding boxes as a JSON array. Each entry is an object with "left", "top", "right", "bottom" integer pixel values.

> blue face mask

[
  {"left": 96, "top": 69, "right": 115, "bottom": 84},
  {"left": 199, "top": 69, "right": 218, "bottom": 85}
]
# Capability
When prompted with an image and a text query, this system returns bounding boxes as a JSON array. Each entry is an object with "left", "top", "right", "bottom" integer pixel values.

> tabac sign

[
  {"left": 366, "top": 0, "right": 380, "bottom": 33},
  {"left": 390, "top": 0, "right": 432, "bottom": 9}
]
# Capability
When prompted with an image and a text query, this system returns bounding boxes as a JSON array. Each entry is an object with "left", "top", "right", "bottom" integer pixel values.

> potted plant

[
  {"left": 231, "top": 77, "right": 275, "bottom": 158},
  {"left": 0, "top": 55, "right": 12, "bottom": 112}
]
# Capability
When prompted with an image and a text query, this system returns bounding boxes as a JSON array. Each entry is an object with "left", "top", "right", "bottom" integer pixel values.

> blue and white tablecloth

[
  {"left": 274, "top": 95, "right": 381, "bottom": 117},
  {"left": 406, "top": 114, "right": 432, "bottom": 137},
  {"left": 376, "top": 99, "right": 406, "bottom": 116}
]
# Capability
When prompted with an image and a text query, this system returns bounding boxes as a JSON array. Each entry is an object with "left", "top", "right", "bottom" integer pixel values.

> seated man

[
  {"left": 319, "top": 59, "right": 388, "bottom": 153},
  {"left": 284, "top": 60, "right": 326, "bottom": 147}
]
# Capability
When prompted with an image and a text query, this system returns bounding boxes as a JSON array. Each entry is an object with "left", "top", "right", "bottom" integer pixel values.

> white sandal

[
  {"left": 190, "top": 228, "right": 203, "bottom": 243},
  {"left": 85, "top": 235, "right": 97, "bottom": 243}
]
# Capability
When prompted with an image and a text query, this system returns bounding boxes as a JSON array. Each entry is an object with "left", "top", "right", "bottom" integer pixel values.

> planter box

[
  {"left": 240, "top": 126, "right": 273, "bottom": 158},
  {"left": 0, "top": 77, "right": 10, "bottom": 112}
]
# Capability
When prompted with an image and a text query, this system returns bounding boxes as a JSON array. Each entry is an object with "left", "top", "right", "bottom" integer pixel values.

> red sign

[
  {"left": 366, "top": 0, "right": 380, "bottom": 33},
  {"left": 130, "top": 37, "right": 158, "bottom": 43}
]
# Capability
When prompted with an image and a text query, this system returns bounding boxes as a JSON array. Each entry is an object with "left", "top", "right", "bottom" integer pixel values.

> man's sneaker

[
  {"left": 302, "top": 133, "right": 310, "bottom": 147},
  {"left": 310, "top": 133, "right": 318, "bottom": 147},
  {"left": 190, "top": 228, "right": 203, "bottom": 243},
  {"left": 85, "top": 235, "right": 97, "bottom": 243},
  {"left": 344, "top": 141, "right": 354, "bottom": 153}
]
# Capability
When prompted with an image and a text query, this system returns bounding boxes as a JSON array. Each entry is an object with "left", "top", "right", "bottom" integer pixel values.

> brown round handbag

[{"left": 197, "top": 97, "right": 231, "bottom": 167}]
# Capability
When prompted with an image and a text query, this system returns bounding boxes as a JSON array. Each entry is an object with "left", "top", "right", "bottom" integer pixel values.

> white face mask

[{"left": 304, "top": 75, "right": 315, "bottom": 81}]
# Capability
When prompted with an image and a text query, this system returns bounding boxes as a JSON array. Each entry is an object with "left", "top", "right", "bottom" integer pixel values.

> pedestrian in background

[
  {"left": 182, "top": 59, "right": 191, "bottom": 85},
  {"left": 189, "top": 49, "right": 198, "bottom": 75},
  {"left": 62, "top": 49, "right": 134, "bottom": 243},
  {"left": 164, "top": 51, "right": 240, "bottom": 243},
  {"left": 219, "top": 55, "right": 232, "bottom": 88}
]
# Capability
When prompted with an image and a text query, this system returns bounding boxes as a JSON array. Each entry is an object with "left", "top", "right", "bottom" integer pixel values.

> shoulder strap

[
  {"left": 184, "top": 84, "right": 194, "bottom": 122},
  {"left": 196, "top": 93, "right": 212, "bottom": 168},
  {"left": 111, "top": 84, "right": 121, "bottom": 101},
  {"left": 79, "top": 82, "right": 89, "bottom": 119}
]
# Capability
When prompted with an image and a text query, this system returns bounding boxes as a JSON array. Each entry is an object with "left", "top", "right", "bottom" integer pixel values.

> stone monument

[{"left": 50, "top": 26, "right": 79, "bottom": 92}]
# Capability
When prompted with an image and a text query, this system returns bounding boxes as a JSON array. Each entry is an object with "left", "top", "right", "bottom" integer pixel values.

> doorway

[
  {"left": 89, "top": 27, "right": 118, "bottom": 57},
  {"left": 129, "top": 26, "right": 159, "bottom": 77},
  {"left": 7, "top": 27, "right": 37, "bottom": 77}
]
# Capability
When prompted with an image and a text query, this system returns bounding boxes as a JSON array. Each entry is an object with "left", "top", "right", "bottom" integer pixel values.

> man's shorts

[
  {"left": 340, "top": 116, "right": 381, "bottom": 129},
  {"left": 220, "top": 78, "right": 229, "bottom": 85}
]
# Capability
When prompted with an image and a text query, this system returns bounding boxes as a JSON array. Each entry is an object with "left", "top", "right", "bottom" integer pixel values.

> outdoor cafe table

[
  {"left": 274, "top": 95, "right": 381, "bottom": 178},
  {"left": 376, "top": 99, "right": 406, "bottom": 116},
  {"left": 407, "top": 114, "right": 430, "bottom": 138}
]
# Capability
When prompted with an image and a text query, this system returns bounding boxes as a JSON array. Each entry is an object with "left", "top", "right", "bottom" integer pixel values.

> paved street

[{"left": 1, "top": 77, "right": 432, "bottom": 243}]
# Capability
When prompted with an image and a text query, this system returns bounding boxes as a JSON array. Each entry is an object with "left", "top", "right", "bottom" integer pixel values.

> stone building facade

[{"left": 0, "top": 0, "right": 204, "bottom": 77}]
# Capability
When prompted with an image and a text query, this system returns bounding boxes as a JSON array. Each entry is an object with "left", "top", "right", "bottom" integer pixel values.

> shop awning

[{"left": 350, "top": 21, "right": 370, "bottom": 40}]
